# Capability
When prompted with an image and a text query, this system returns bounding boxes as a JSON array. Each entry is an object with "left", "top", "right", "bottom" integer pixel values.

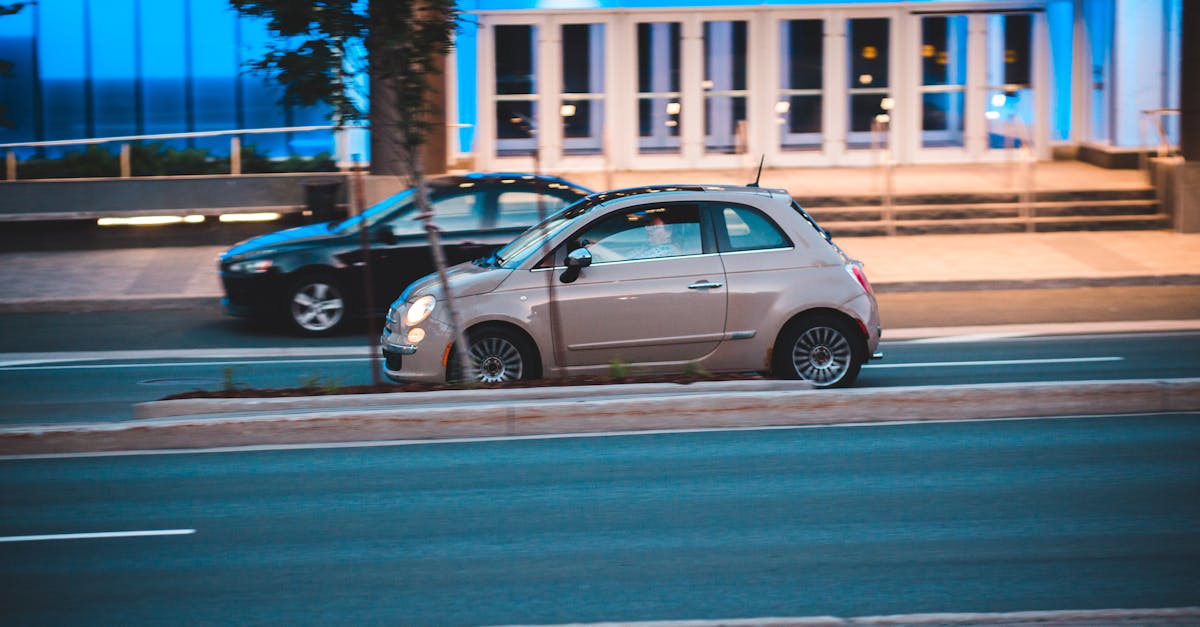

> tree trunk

[{"left": 368, "top": 68, "right": 406, "bottom": 177}]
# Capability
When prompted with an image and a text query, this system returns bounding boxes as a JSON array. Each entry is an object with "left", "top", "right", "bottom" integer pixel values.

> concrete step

[
  {"left": 795, "top": 187, "right": 1157, "bottom": 209},
  {"left": 808, "top": 199, "right": 1161, "bottom": 223},
  {"left": 822, "top": 213, "right": 1173, "bottom": 237}
]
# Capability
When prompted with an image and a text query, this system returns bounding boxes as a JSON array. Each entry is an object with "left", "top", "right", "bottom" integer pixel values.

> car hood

[
  {"left": 401, "top": 262, "right": 512, "bottom": 304},
  {"left": 221, "top": 222, "right": 338, "bottom": 260}
]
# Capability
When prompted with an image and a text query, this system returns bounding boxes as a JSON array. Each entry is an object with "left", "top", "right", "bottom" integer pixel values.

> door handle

[{"left": 688, "top": 281, "right": 723, "bottom": 290}]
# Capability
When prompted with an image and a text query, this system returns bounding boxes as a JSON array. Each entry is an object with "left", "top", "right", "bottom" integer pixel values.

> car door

[
  {"left": 370, "top": 190, "right": 487, "bottom": 308},
  {"left": 552, "top": 202, "right": 727, "bottom": 368}
]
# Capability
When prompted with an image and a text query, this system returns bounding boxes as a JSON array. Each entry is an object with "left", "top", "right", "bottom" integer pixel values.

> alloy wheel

[
  {"left": 291, "top": 281, "right": 345, "bottom": 333},
  {"left": 790, "top": 325, "right": 853, "bottom": 386},
  {"left": 468, "top": 336, "right": 525, "bottom": 383}
]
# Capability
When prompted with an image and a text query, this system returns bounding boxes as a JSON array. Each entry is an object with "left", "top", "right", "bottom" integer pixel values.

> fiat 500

[{"left": 381, "top": 184, "right": 882, "bottom": 388}]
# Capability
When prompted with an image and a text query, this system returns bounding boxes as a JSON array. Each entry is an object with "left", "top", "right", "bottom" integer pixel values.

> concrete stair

[{"left": 799, "top": 188, "right": 1170, "bottom": 237}]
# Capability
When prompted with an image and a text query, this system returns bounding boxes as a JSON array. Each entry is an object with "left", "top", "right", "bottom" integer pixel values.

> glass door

[
  {"left": 778, "top": 19, "right": 823, "bottom": 152},
  {"left": 637, "top": 21, "right": 682, "bottom": 155},
  {"left": 494, "top": 24, "right": 538, "bottom": 157},
  {"left": 985, "top": 13, "right": 1034, "bottom": 151},
  {"left": 846, "top": 17, "right": 890, "bottom": 150},
  {"left": 561, "top": 23, "right": 605, "bottom": 156},
  {"left": 920, "top": 15, "right": 968, "bottom": 148},
  {"left": 702, "top": 20, "right": 747, "bottom": 154}
]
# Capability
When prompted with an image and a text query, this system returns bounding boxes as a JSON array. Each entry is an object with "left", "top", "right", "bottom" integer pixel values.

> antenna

[{"left": 748, "top": 155, "right": 765, "bottom": 187}]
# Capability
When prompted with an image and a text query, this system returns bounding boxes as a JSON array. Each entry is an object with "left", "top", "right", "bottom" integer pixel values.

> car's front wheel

[
  {"left": 285, "top": 273, "right": 346, "bottom": 336},
  {"left": 449, "top": 326, "right": 540, "bottom": 383},
  {"left": 774, "top": 314, "right": 864, "bottom": 388}
]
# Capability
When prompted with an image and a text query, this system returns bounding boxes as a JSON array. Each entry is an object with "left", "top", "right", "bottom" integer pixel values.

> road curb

[
  {"left": 3, "top": 379, "right": 1198, "bottom": 456},
  {"left": 493, "top": 606, "right": 1200, "bottom": 626}
]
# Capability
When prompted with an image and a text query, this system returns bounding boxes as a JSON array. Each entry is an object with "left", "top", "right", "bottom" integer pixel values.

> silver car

[{"left": 381, "top": 184, "right": 882, "bottom": 388}]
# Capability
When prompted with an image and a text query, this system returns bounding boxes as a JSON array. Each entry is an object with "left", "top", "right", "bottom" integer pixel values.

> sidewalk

[
  {"left": 1, "top": 230, "right": 1198, "bottom": 312},
  {"left": 0, "top": 161, "right": 1197, "bottom": 311}
]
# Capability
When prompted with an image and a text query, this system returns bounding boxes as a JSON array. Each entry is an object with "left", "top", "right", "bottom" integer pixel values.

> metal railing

[
  {"left": 1, "top": 125, "right": 360, "bottom": 180},
  {"left": 1139, "top": 108, "right": 1182, "bottom": 183}
]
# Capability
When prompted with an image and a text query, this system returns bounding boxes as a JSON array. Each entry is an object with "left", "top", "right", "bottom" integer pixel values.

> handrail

[
  {"left": 1139, "top": 108, "right": 1181, "bottom": 183},
  {"left": 2, "top": 124, "right": 365, "bottom": 180},
  {"left": 0, "top": 124, "right": 359, "bottom": 150}
]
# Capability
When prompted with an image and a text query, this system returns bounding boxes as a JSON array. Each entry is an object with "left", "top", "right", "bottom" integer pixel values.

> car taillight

[{"left": 846, "top": 264, "right": 874, "bottom": 295}]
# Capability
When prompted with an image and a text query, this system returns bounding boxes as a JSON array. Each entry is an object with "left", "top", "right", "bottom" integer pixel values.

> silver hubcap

[
  {"left": 292, "top": 282, "right": 344, "bottom": 332},
  {"left": 791, "top": 326, "right": 851, "bottom": 386},
  {"left": 468, "top": 337, "right": 524, "bottom": 383}
]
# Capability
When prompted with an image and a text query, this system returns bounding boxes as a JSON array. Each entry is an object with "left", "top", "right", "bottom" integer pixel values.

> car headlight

[
  {"left": 229, "top": 259, "right": 274, "bottom": 274},
  {"left": 404, "top": 295, "right": 436, "bottom": 326}
]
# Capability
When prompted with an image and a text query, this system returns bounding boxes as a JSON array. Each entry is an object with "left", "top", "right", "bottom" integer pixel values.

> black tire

[
  {"left": 449, "top": 326, "right": 541, "bottom": 383},
  {"left": 773, "top": 314, "right": 864, "bottom": 388},
  {"left": 285, "top": 273, "right": 347, "bottom": 336}
]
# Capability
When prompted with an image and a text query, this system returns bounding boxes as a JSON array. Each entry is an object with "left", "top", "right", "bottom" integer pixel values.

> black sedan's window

[{"left": 494, "top": 191, "right": 575, "bottom": 228}]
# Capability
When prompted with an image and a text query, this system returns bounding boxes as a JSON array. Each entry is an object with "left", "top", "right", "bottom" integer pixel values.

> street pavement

[
  {"left": 0, "top": 161, "right": 1197, "bottom": 311},
  {"left": 0, "top": 230, "right": 1198, "bottom": 313},
  {"left": 3, "top": 161, "right": 1200, "bottom": 455}
]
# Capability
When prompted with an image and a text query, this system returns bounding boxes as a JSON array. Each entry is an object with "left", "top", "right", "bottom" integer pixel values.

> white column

[
  {"left": 476, "top": 21, "right": 497, "bottom": 170},
  {"left": 681, "top": 16, "right": 705, "bottom": 163},
  {"left": 824, "top": 13, "right": 848, "bottom": 162},
  {"left": 964, "top": 14, "right": 988, "bottom": 157},
  {"left": 539, "top": 19, "right": 561, "bottom": 171}
]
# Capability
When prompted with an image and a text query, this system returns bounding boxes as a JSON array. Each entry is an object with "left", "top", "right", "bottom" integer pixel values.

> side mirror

[
  {"left": 560, "top": 247, "right": 592, "bottom": 284},
  {"left": 373, "top": 225, "right": 397, "bottom": 245}
]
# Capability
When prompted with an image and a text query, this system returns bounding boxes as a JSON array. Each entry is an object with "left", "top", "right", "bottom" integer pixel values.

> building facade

[{"left": 0, "top": 0, "right": 1183, "bottom": 172}]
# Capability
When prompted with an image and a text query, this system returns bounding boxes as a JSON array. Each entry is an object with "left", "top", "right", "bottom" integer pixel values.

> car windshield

[
  {"left": 332, "top": 188, "right": 418, "bottom": 234},
  {"left": 492, "top": 199, "right": 597, "bottom": 268}
]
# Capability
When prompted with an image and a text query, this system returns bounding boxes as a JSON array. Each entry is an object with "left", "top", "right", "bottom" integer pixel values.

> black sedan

[{"left": 219, "top": 172, "right": 594, "bottom": 335}]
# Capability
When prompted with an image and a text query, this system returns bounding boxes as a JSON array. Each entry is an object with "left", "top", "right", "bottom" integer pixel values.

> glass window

[
  {"left": 495, "top": 192, "right": 573, "bottom": 229},
  {"left": 574, "top": 204, "right": 702, "bottom": 263},
  {"left": 778, "top": 19, "right": 823, "bottom": 151},
  {"left": 847, "top": 18, "right": 890, "bottom": 149},
  {"left": 703, "top": 20, "right": 747, "bottom": 154},
  {"left": 382, "top": 193, "right": 480, "bottom": 235},
  {"left": 561, "top": 23, "right": 605, "bottom": 156},
  {"left": 921, "top": 15, "right": 967, "bottom": 148},
  {"left": 718, "top": 205, "right": 791, "bottom": 252},
  {"left": 637, "top": 22, "right": 681, "bottom": 155},
  {"left": 495, "top": 24, "right": 537, "bottom": 157},
  {"left": 986, "top": 14, "right": 1034, "bottom": 150},
  {"left": 141, "top": 0, "right": 188, "bottom": 146}
]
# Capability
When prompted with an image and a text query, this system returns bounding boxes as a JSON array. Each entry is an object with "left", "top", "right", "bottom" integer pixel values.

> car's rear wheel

[
  {"left": 286, "top": 273, "right": 346, "bottom": 336},
  {"left": 774, "top": 314, "right": 863, "bottom": 388},
  {"left": 449, "top": 326, "right": 540, "bottom": 383}
]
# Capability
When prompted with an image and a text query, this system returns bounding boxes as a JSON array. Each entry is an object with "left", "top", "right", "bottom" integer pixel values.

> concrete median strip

[{"left": 2, "top": 378, "right": 1199, "bottom": 456}]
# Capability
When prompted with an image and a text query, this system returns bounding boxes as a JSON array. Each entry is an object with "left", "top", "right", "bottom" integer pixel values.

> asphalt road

[
  {"left": 1, "top": 287, "right": 1199, "bottom": 425},
  {"left": 2, "top": 413, "right": 1198, "bottom": 626}
]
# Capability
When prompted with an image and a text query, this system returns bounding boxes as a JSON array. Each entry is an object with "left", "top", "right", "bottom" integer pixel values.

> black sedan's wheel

[
  {"left": 450, "top": 326, "right": 540, "bottom": 383},
  {"left": 286, "top": 274, "right": 346, "bottom": 336},
  {"left": 774, "top": 315, "right": 863, "bottom": 388}
]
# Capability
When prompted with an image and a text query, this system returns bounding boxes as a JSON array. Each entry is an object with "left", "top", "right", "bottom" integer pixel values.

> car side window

[
  {"left": 573, "top": 204, "right": 703, "bottom": 263},
  {"left": 494, "top": 191, "right": 573, "bottom": 229},
  {"left": 384, "top": 192, "right": 481, "bottom": 235},
  {"left": 716, "top": 204, "right": 792, "bottom": 252}
]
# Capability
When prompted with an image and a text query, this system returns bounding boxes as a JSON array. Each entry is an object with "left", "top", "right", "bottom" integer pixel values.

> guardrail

[{"left": 1, "top": 125, "right": 363, "bottom": 180}]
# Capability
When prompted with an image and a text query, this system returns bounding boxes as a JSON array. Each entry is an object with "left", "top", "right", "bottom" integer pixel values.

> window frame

[{"left": 706, "top": 201, "right": 794, "bottom": 253}]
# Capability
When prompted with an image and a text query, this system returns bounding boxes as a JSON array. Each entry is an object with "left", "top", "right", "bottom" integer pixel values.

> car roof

[
  {"left": 577, "top": 183, "right": 790, "bottom": 210},
  {"left": 428, "top": 172, "right": 594, "bottom": 194}
]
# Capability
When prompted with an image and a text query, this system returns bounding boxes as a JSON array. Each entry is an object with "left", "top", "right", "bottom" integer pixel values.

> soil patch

[{"left": 162, "top": 372, "right": 772, "bottom": 401}]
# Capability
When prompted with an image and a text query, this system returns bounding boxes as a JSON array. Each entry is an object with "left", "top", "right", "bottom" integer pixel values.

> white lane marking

[
  {"left": 5, "top": 412, "right": 1193, "bottom": 461},
  {"left": 864, "top": 356, "right": 1123, "bottom": 369},
  {"left": 0, "top": 529, "right": 196, "bottom": 543},
  {"left": 0, "top": 346, "right": 369, "bottom": 368},
  {"left": 0, "top": 357, "right": 378, "bottom": 371},
  {"left": 887, "top": 319, "right": 1200, "bottom": 342}
]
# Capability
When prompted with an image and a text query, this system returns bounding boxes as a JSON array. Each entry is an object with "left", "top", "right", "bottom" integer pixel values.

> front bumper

[{"left": 380, "top": 312, "right": 456, "bottom": 383}]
